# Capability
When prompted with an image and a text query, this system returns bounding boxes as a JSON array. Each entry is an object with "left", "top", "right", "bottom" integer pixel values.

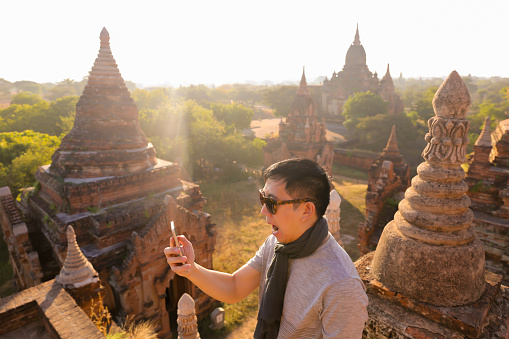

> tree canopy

[
  {"left": 0, "top": 131, "right": 60, "bottom": 196},
  {"left": 343, "top": 91, "right": 388, "bottom": 129}
]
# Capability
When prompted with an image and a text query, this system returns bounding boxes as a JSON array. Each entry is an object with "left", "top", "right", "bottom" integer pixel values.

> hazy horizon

[{"left": 2, "top": 0, "right": 508, "bottom": 87}]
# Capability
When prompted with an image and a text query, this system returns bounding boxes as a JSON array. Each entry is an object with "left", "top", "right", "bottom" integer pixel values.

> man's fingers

[{"left": 164, "top": 246, "right": 183, "bottom": 257}]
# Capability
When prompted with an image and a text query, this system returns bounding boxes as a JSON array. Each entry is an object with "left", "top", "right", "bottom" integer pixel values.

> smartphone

[{"left": 171, "top": 221, "right": 184, "bottom": 257}]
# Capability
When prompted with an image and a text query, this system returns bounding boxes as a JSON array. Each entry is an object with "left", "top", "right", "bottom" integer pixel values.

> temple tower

[
  {"left": 466, "top": 117, "right": 509, "bottom": 284},
  {"left": 264, "top": 68, "right": 334, "bottom": 174},
  {"left": 379, "top": 64, "right": 404, "bottom": 114},
  {"left": 359, "top": 126, "right": 410, "bottom": 255},
  {"left": 14, "top": 28, "right": 217, "bottom": 338},
  {"left": 321, "top": 26, "right": 404, "bottom": 121},
  {"left": 371, "top": 71, "right": 485, "bottom": 306}
]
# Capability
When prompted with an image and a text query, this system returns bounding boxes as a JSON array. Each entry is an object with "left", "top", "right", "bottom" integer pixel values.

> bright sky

[{"left": 2, "top": 0, "right": 508, "bottom": 87}]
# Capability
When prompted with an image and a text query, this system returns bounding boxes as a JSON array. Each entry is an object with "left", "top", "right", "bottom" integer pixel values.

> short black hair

[{"left": 263, "top": 158, "right": 332, "bottom": 217}]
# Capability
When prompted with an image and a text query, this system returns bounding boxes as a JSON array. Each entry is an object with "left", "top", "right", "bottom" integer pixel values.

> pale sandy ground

[
  {"left": 225, "top": 312, "right": 257, "bottom": 339},
  {"left": 247, "top": 118, "right": 348, "bottom": 143}
]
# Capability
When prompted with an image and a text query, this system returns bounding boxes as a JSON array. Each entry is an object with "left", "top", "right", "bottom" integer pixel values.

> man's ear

[{"left": 301, "top": 201, "right": 316, "bottom": 222}]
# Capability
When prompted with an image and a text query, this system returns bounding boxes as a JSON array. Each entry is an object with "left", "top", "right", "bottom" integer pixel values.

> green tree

[
  {"left": 13, "top": 81, "right": 41, "bottom": 95},
  {"left": 10, "top": 92, "right": 44, "bottom": 105},
  {"left": 211, "top": 103, "right": 254, "bottom": 130},
  {"left": 262, "top": 86, "right": 297, "bottom": 117},
  {"left": 343, "top": 91, "right": 388, "bottom": 129},
  {"left": 0, "top": 131, "right": 60, "bottom": 196},
  {"left": 354, "top": 112, "right": 426, "bottom": 167},
  {"left": 408, "top": 86, "right": 437, "bottom": 122},
  {"left": 0, "top": 96, "right": 78, "bottom": 136}
]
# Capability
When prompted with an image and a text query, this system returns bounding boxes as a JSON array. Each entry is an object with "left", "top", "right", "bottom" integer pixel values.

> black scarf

[{"left": 253, "top": 218, "right": 329, "bottom": 339}]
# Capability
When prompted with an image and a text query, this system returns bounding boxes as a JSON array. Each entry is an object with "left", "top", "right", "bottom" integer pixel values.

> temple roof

[
  {"left": 345, "top": 25, "right": 367, "bottom": 68},
  {"left": 49, "top": 28, "right": 157, "bottom": 178}
]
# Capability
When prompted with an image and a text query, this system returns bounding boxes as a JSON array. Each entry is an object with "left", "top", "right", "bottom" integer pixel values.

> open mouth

[{"left": 272, "top": 225, "right": 279, "bottom": 235}]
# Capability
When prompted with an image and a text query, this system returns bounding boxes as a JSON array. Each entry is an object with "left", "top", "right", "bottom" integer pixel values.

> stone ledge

[{"left": 356, "top": 252, "right": 502, "bottom": 338}]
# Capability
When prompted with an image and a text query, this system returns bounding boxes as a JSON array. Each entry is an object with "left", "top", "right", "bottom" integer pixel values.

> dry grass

[
  {"left": 199, "top": 178, "right": 269, "bottom": 337},
  {"left": 107, "top": 316, "right": 158, "bottom": 339},
  {"left": 333, "top": 179, "right": 367, "bottom": 261}
]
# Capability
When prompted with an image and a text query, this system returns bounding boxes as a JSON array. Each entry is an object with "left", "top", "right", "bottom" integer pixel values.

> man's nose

[{"left": 260, "top": 204, "right": 270, "bottom": 216}]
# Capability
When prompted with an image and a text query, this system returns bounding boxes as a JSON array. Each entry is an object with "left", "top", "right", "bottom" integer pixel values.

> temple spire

[
  {"left": 49, "top": 27, "right": 157, "bottom": 179},
  {"left": 353, "top": 24, "right": 360, "bottom": 45},
  {"left": 57, "top": 226, "right": 98, "bottom": 288},
  {"left": 475, "top": 116, "right": 492, "bottom": 147},
  {"left": 296, "top": 67, "right": 310, "bottom": 95},
  {"left": 300, "top": 66, "right": 307, "bottom": 88},
  {"left": 384, "top": 64, "right": 391, "bottom": 78},
  {"left": 383, "top": 125, "right": 399, "bottom": 156}
]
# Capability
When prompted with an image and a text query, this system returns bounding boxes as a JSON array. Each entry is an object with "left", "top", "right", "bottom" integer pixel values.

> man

[{"left": 165, "top": 158, "right": 368, "bottom": 338}]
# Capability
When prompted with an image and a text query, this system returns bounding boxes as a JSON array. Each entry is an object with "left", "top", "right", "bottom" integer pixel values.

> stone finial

[
  {"left": 177, "top": 293, "right": 200, "bottom": 339},
  {"left": 475, "top": 116, "right": 492, "bottom": 147},
  {"left": 432, "top": 71, "right": 471, "bottom": 119},
  {"left": 100, "top": 27, "right": 109, "bottom": 44},
  {"left": 56, "top": 226, "right": 99, "bottom": 288},
  {"left": 423, "top": 72, "right": 471, "bottom": 165},
  {"left": 371, "top": 72, "right": 485, "bottom": 307},
  {"left": 325, "top": 189, "right": 342, "bottom": 246},
  {"left": 305, "top": 118, "right": 310, "bottom": 128}
]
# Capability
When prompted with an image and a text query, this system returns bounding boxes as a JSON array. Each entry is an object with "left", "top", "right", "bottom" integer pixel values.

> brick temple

[
  {"left": 321, "top": 25, "right": 404, "bottom": 122},
  {"left": 4, "top": 28, "right": 216, "bottom": 338},
  {"left": 264, "top": 68, "right": 334, "bottom": 174},
  {"left": 358, "top": 126, "right": 410, "bottom": 255},
  {"left": 356, "top": 71, "right": 509, "bottom": 338},
  {"left": 466, "top": 116, "right": 509, "bottom": 285}
]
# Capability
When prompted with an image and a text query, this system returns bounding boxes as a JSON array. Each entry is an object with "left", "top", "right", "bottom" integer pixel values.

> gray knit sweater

[{"left": 248, "top": 233, "right": 368, "bottom": 339}]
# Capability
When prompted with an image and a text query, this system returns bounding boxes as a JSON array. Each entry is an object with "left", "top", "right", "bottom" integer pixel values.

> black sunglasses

[{"left": 259, "top": 189, "right": 318, "bottom": 215}]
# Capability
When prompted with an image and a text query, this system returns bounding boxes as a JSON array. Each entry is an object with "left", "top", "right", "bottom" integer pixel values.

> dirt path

[{"left": 224, "top": 312, "right": 257, "bottom": 338}]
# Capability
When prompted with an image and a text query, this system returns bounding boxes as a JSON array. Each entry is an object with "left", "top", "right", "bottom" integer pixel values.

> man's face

[{"left": 260, "top": 178, "right": 310, "bottom": 244}]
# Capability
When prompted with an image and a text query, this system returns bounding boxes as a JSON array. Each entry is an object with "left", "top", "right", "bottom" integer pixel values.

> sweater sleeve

[{"left": 320, "top": 278, "right": 368, "bottom": 339}]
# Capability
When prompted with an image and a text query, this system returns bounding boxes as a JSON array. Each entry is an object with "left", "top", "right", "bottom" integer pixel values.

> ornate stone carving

[
  {"left": 370, "top": 71, "right": 486, "bottom": 307},
  {"left": 422, "top": 118, "right": 470, "bottom": 164},
  {"left": 177, "top": 293, "right": 200, "bottom": 339}
]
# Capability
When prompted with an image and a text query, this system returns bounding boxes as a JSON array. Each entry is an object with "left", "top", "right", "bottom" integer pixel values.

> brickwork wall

[{"left": 333, "top": 148, "right": 377, "bottom": 170}]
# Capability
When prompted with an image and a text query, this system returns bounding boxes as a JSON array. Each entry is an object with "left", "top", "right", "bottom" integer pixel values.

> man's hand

[{"left": 164, "top": 235, "right": 196, "bottom": 277}]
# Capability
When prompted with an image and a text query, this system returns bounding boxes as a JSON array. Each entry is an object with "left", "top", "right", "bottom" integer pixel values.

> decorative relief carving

[{"left": 422, "top": 117, "right": 470, "bottom": 164}]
